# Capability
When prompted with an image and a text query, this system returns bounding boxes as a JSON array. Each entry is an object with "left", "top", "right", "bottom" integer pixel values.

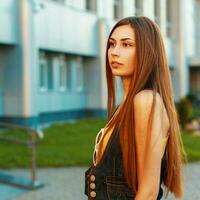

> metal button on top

[
  {"left": 90, "top": 174, "right": 96, "bottom": 181},
  {"left": 90, "top": 191, "right": 96, "bottom": 197},
  {"left": 90, "top": 182, "right": 96, "bottom": 189}
]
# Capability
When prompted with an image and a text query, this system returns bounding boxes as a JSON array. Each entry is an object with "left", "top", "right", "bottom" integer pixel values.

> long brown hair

[{"left": 99, "top": 16, "right": 187, "bottom": 198}]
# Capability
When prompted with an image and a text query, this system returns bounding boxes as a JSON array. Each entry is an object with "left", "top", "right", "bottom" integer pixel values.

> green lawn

[
  {"left": 0, "top": 118, "right": 200, "bottom": 168},
  {"left": 182, "top": 131, "right": 200, "bottom": 162}
]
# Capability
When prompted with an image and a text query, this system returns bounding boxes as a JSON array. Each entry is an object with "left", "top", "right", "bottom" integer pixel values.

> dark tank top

[{"left": 84, "top": 111, "right": 165, "bottom": 200}]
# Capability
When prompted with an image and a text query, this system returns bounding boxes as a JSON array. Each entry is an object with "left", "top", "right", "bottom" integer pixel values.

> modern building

[{"left": 0, "top": 0, "right": 199, "bottom": 128}]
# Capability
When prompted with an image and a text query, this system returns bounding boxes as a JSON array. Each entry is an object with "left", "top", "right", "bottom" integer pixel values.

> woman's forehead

[{"left": 110, "top": 24, "right": 135, "bottom": 41}]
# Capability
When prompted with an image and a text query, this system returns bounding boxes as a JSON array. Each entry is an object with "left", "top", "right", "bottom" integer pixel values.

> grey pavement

[{"left": 0, "top": 162, "right": 199, "bottom": 200}]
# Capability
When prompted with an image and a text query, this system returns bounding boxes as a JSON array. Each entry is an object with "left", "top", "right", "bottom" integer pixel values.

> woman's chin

[
  {"left": 112, "top": 72, "right": 121, "bottom": 76},
  {"left": 111, "top": 71, "right": 128, "bottom": 77},
  {"left": 111, "top": 69, "right": 122, "bottom": 76}
]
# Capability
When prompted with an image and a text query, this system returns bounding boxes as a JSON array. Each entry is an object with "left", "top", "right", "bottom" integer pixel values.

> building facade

[{"left": 0, "top": 0, "right": 199, "bottom": 127}]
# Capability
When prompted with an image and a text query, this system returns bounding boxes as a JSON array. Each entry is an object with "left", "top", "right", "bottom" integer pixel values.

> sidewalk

[{"left": 0, "top": 162, "right": 200, "bottom": 200}]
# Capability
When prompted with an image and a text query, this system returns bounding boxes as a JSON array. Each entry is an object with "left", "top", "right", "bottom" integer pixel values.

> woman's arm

[{"left": 133, "top": 90, "right": 165, "bottom": 200}]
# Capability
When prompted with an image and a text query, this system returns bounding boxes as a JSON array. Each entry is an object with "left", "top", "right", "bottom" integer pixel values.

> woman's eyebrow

[{"left": 109, "top": 37, "right": 135, "bottom": 42}]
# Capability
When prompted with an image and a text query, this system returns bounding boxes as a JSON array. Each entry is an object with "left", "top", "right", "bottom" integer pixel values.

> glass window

[
  {"left": 39, "top": 62, "right": 47, "bottom": 90},
  {"left": 39, "top": 53, "right": 48, "bottom": 91},
  {"left": 75, "top": 57, "right": 83, "bottom": 92},
  {"left": 86, "top": 0, "right": 97, "bottom": 12},
  {"left": 39, "top": 51, "right": 54, "bottom": 92},
  {"left": 59, "top": 64, "right": 66, "bottom": 91},
  {"left": 58, "top": 55, "right": 72, "bottom": 91},
  {"left": 50, "top": 0, "right": 65, "bottom": 4},
  {"left": 114, "top": 0, "right": 123, "bottom": 19},
  {"left": 166, "top": 0, "right": 172, "bottom": 37},
  {"left": 47, "top": 57, "right": 53, "bottom": 90},
  {"left": 66, "top": 0, "right": 73, "bottom": 6},
  {"left": 154, "top": 0, "right": 160, "bottom": 25},
  {"left": 58, "top": 55, "right": 66, "bottom": 91},
  {"left": 66, "top": 60, "right": 71, "bottom": 90},
  {"left": 135, "top": 0, "right": 143, "bottom": 16}
]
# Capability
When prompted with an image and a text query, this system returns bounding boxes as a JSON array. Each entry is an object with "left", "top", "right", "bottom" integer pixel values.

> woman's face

[{"left": 108, "top": 24, "right": 136, "bottom": 77}]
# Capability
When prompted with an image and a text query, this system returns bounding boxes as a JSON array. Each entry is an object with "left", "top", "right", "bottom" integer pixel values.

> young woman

[{"left": 85, "top": 16, "right": 187, "bottom": 200}]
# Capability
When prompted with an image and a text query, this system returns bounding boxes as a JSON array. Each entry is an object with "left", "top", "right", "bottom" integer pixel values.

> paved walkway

[{"left": 0, "top": 162, "right": 200, "bottom": 200}]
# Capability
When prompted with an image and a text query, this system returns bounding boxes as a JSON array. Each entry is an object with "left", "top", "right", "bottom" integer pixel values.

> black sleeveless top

[{"left": 84, "top": 120, "right": 165, "bottom": 200}]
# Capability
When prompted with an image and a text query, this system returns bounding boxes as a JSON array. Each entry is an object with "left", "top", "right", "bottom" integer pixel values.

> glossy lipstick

[{"left": 111, "top": 61, "right": 123, "bottom": 68}]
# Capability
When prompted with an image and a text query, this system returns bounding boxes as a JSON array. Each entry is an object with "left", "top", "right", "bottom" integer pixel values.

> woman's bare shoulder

[
  {"left": 134, "top": 89, "right": 163, "bottom": 107},
  {"left": 134, "top": 89, "right": 169, "bottom": 136}
]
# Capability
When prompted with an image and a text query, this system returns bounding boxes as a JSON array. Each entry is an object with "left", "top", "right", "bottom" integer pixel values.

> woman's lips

[{"left": 111, "top": 61, "right": 123, "bottom": 68}]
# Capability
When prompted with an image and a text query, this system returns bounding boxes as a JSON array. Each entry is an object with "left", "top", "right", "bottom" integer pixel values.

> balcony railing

[{"left": 0, "top": 122, "right": 44, "bottom": 189}]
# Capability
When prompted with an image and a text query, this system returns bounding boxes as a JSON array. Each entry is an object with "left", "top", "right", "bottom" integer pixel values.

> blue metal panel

[
  {"left": 0, "top": 0, "right": 19, "bottom": 44},
  {"left": 164, "top": 36, "right": 176, "bottom": 67},
  {"left": 195, "top": 2, "right": 200, "bottom": 57},
  {"left": 0, "top": 171, "right": 44, "bottom": 190},
  {"left": 35, "top": 1, "right": 99, "bottom": 56},
  {"left": 0, "top": 108, "right": 108, "bottom": 127},
  {"left": 0, "top": 45, "right": 23, "bottom": 116},
  {"left": 0, "top": 1, "right": 102, "bottom": 125},
  {"left": 0, "top": 183, "right": 27, "bottom": 200},
  {"left": 0, "top": 91, "right": 3, "bottom": 116}
]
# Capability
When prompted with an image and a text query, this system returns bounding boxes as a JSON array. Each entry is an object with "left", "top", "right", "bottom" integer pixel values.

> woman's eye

[
  {"left": 109, "top": 42, "right": 115, "bottom": 47},
  {"left": 123, "top": 43, "right": 132, "bottom": 47}
]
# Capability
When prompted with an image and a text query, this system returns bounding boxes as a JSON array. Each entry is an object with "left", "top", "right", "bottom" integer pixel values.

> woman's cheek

[{"left": 124, "top": 53, "right": 134, "bottom": 64}]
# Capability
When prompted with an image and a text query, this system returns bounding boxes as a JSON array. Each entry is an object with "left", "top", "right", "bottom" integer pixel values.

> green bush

[
  {"left": 186, "top": 93, "right": 198, "bottom": 104},
  {"left": 177, "top": 97, "right": 193, "bottom": 129},
  {"left": 191, "top": 106, "right": 200, "bottom": 120},
  {"left": 186, "top": 93, "right": 200, "bottom": 120}
]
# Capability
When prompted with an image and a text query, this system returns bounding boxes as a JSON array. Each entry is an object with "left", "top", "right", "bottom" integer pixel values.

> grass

[
  {"left": 182, "top": 131, "right": 200, "bottom": 162},
  {"left": 0, "top": 118, "right": 200, "bottom": 168},
  {"left": 0, "top": 118, "right": 107, "bottom": 168}
]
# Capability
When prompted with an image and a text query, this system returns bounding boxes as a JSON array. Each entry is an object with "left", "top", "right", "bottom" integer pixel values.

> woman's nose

[{"left": 111, "top": 45, "right": 120, "bottom": 57}]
